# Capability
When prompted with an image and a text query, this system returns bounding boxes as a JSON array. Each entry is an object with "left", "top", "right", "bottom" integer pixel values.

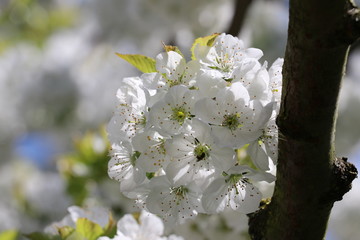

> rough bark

[{"left": 248, "top": 0, "right": 359, "bottom": 239}]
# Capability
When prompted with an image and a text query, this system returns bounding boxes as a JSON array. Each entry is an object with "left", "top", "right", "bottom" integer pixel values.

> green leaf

[
  {"left": 146, "top": 172, "right": 155, "bottom": 179},
  {"left": 0, "top": 230, "right": 19, "bottom": 240},
  {"left": 102, "top": 213, "right": 116, "bottom": 238},
  {"left": 190, "top": 33, "right": 220, "bottom": 60},
  {"left": 60, "top": 128, "right": 110, "bottom": 205},
  {"left": 58, "top": 226, "right": 75, "bottom": 239},
  {"left": 116, "top": 53, "right": 156, "bottom": 73},
  {"left": 24, "top": 232, "right": 57, "bottom": 240},
  {"left": 65, "top": 176, "right": 88, "bottom": 205},
  {"left": 76, "top": 218, "right": 104, "bottom": 240},
  {"left": 162, "top": 43, "right": 184, "bottom": 58},
  {"left": 102, "top": 224, "right": 117, "bottom": 238},
  {"left": 61, "top": 231, "right": 84, "bottom": 240}
]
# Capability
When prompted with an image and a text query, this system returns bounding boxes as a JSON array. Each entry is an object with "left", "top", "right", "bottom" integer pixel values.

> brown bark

[
  {"left": 226, "top": 0, "right": 253, "bottom": 36},
  {"left": 248, "top": 1, "right": 359, "bottom": 239}
]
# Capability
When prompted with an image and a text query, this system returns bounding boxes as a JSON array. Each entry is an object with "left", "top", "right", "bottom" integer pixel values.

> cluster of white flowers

[
  {"left": 45, "top": 205, "right": 112, "bottom": 234},
  {"left": 107, "top": 33, "right": 283, "bottom": 225},
  {"left": 99, "top": 210, "right": 184, "bottom": 240},
  {"left": 46, "top": 205, "right": 182, "bottom": 240}
]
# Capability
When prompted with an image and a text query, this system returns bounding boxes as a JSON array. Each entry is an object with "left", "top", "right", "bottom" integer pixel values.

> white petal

[
  {"left": 194, "top": 45, "right": 211, "bottom": 61},
  {"left": 189, "top": 118, "right": 212, "bottom": 142},
  {"left": 229, "top": 182, "right": 262, "bottom": 214},
  {"left": 141, "top": 72, "right": 166, "bottom": 92},
  {"left": 227, "top": 165, "right": 275, "bottom": 183},
  {"left": 230, "top": 82, "right": 251, "bottom": 103},
  {"left": 248, "top": 67, "right": 269, "bottom": 100},
  {"left": 253, "top": 101, "right": 275, "bottom": 129},
  {"left": 216, "top": 82, "right": 249, "bottom": 105},
  {"left": 156, "top": 51, "right": 185, "bottom": 76},
  {"left": 68, "top": 206, "right": 110, "bottom": 229},
  {"left": 209, "top": 145, "right": 236, "bottom": 172},
  {"left": 108, "top": 143, "right": 133, "bottom": 181},
  {"left": 194, "top": 98, "right": 223, "bottom": 125},
  {"left": 167, "top": 133, "right": 194, "bottom": 155},
  {"left": 245, "top": 48, "right": 263, "bottom": 59},
  {"left": 211, "top": 126, "right": 239, "bottom": 148},
  {"left": 165, "top": 85, "right": 190, "bottom": 104},
  {"left": 139, "top": 211, "right": 164, "bottom": 237},
  {"left": 202, "top": 178, "right": 228, "bottom": 213},
  {"left": 165, "top": 162, "right": 192, "bottom": 184},
  {"left": 117, "top": 214, "right": 140, "bottom": 238},
  {"left": 196, "top": 70, "right": 226, "bottom": 98},
  {"left": 247, "top": 141, "right": 270, "bottom": 171}
]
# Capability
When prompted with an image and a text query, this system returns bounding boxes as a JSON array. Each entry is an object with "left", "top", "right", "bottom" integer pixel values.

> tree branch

[
  {"left": 249, "top": 0, "right": 359, "bottom": 239},
  {"left": 345, "top": 0, "right": 360, "bottom": 43},
  {"left": 226, "top": 0, "right": 253, "bottom": 36}
]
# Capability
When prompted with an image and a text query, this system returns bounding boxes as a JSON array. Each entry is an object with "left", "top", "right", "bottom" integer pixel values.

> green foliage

[
  {"left": 57, "top": 226, "right": 75, "bottom": 239},
  {"left": 0, "top": 0, "right": 76, "bottom": 52},
  {"left": 25, "top": 216, "right": 116, "bottom": 240},
  {"left": 65, "top": 176, "right": 88, "bottom": 206},
  {"left": 116, "top": 53, "right": 157, "bottom": 73},
  {"left": 102, "top": 223, "right": 117, "bottom": 239},
  {"left": 58, "top": 128, "right": 110, "bottom": 205},
  {"left": 116, "top": 34, "right": 221, "bottom": 74},
  {"left": 162, "top": 43, "right": 184, "bottom": 57},
  {"left": 60, "top": 232, "right": 83, "bottom": 240},
  {"left": 76, "top": 218, "right": 104, "bottom": 240},
  {"left": 190, "top": 33, "right": 219, "bottom": 60},
  {"left": 25, "top": 232, "right": 61, "bottom": 240},
  {"left": 146, "top": 172, "right": 155, "bottom": 179},
  {"left": 0, "top": 230, "right": 19, "bottom": 240}
]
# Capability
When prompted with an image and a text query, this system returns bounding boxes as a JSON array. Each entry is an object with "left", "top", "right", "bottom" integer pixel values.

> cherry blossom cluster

[
  {"left": 99, "top": 210, "right": 184, "bottom": 240},
  {"left": 107, "top": 33, "right": 283, "bottom": 225},
  {"left": 46, "top": 205, "right": 183, "bottom": 240}
]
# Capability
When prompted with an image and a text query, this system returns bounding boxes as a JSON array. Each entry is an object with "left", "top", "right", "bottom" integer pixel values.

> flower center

[
  {"left": 156, "top": 138, "right": 167, "bottom": 155},
  {"left": 226, "top": 173, "right": 243, "bottom": 185},
  {"left": 210, "top": 55, "right": 233, "bottom": 73},
  {"left": 171, "top": 106, "right": 188, "bottom": 125},
  {"left": 163, "top": 72, "right": 185, "bottom": 87},
  {"left": 194, "top": 143, "right": 210, "bottom": 161},
  {"left": 138, "top": 115, "right": 147, "bottom": 126},
  {"left": 170, "top": 185, "right": 188, "bottom": 204},
  {"left": 225, "top": 173, "right": 249, "bottom": 194},
  {"left": 222, "top": 113, "right": 242, "bottom": 131},
  {"left": 127, "top": 114, "right": 146, "bottom": 128}
]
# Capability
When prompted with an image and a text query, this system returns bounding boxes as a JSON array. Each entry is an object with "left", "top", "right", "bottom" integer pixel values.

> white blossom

[
  {"left": 99, "top": 210, "right": 184, "bottom": 240},
  {"left": 247, "top": 118, "right": 278, "bottom": 170},
  {"left": 115, "top": 211, "right": 164, "bottom": 240},
  {"left": 195, "top": 33, "right": 263, "bottom": 81},
  {"left": 195, "top": 82, "right": 270, "bottom": 148},
  {"left": 165, "top": 118, "right": 236, "bottom": 176},
  {"left": 202, "top": 166, "right": 274, "bottom": 214},
  {"left": 45, "top": 205, "right": 112, "bottom": 235},
  {"left": 142, "top": 51, "right": 199, "bottom": 104},
  {"left": 107, "top": 33, "right": 283, "bottom": 225},
  {"left": 132, "top": 129, "right": 171, "bottom": 173},
  {"left": 149, "top": 85, "right": 197, "bottom": 135},
  {"left": 107, "top": 78, "right": 149, "bottom": 143},
  {"left": 145, "top": 175, "right": 203, "bottom": 225},
  {"left": 108, "top": 142, "right": 146, "bottom": 192},
  {"left": 268, "top": 58, "right": 284, "bottom": 108}
]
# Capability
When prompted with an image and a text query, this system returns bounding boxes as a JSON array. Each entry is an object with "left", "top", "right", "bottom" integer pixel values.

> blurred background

[{"left": 0, "top": 0, "right": 359, "bottom": 239}]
